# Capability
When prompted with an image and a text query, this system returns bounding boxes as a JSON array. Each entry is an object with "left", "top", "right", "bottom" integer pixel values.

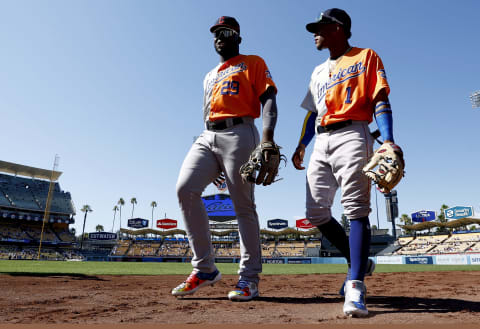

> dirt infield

[{"left": 1, "top": 271, "right": 479, "bottom": 325}]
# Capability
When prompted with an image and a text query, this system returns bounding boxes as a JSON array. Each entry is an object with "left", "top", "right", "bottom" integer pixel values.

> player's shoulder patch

[{"left": 378, "top": 69, "right": 387, "bottom": 79}]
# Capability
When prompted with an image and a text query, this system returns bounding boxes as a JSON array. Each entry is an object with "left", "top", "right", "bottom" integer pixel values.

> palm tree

[
  {"left": 400, "top": 213, "right": 413, "bottom": 235},
  {"left": 437, "top": 204, "right": 449, "bottom": 223},
  {"left": 117, "top": 198, "right": 125, "bottom": 231},
  {"left": 437, "top": 204, "right": 450, "bottom": 234},
  {"left": 340, "top": 214, "right": 350, "bottom": 232},
  {"left": 112, "top": 205, "right": 119, "bottom": 232},
  {"left": 80, "top": 205, "right": 93, "bottom": 250},
  {"left": 150, "top": 201, "right": 157, "bottom": 228},
  {"left": 130, "top": 197, "right": 137, "bottom": 218},
  {"left": 96, "top": 224, "right": 104, "bottom": 232}
]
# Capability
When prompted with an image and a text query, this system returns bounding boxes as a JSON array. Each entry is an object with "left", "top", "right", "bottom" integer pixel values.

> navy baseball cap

[
  {"left": 306, "top": 8, "right": 351, "bottom": 36},
  {"left": 210, "top": 16, "right": 240, "bottom": 34}
]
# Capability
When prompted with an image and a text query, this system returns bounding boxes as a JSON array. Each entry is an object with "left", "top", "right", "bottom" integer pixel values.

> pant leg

[
  {"left": 176, "top": 132, "right": 221, "bottom": 273},
  {"left": 328, "top": 122, "right": 373, "bottom": 280},
  {"left": 215, "top": 121, "right": 261, "bottom": 283},
  {"left": 329, "top": 122, "right": 373, "bottom": 219},
  {"left": 306, "top": 134, "right": 338, "bottom": 227}
]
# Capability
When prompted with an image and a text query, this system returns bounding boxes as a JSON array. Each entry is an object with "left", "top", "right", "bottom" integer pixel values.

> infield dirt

[{"left": 1, "top": 271, "right": 479, "bottom": 325}]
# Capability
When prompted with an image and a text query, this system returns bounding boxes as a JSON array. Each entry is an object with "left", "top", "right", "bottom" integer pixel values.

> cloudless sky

[{"left": 1, "top": 0, "right": 479, "bottom": 234}]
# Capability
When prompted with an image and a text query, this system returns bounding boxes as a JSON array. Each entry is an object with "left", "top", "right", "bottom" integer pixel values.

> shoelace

[
  {"left": 185, "top": 272, "right": 199, "bottom": 283},
  {"left": 347, "top": 284, "right": 364, "bottom": 302},
  {"left": 236, "top": 280, "right": 250, "bottom": 289}
]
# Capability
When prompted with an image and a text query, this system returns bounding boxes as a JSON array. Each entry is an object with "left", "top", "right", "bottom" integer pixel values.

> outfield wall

[{"left": 106, "top": 253, "right": 480, "bottom": 265}]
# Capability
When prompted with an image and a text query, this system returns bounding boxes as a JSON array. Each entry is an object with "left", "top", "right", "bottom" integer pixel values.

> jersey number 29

[{"left": 220, "top": 80, "right": 240, "bottom": 95}]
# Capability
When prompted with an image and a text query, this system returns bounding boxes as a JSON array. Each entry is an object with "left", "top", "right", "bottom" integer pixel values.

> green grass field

[{"left": 1, "top": 260, "right": 479, "bottom": 276}]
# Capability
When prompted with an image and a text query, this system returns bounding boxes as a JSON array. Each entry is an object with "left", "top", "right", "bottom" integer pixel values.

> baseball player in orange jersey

[
  {"left": 292, "top": 8, "right": 401, "bottom": 317},
  {"left": 172, "top": 16, "right": 278, "bottom": 301}
]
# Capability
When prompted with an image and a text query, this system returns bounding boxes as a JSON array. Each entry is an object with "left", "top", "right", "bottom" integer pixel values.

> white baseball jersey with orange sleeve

[{"left": 302, "top": 47, "right": 390, "bottom": 127}]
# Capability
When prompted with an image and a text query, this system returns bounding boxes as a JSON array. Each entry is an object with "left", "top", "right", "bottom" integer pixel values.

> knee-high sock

[
  {"left": 317, "top": 218, "right": 350, "bottom": 264},
  {"left": 349, "top": 216, "right": 371, "bottom": 281}
]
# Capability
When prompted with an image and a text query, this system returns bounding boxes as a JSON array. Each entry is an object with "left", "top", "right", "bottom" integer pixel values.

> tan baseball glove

[
  {"left": 239, "top": 141, "right": 286, "bottom": 186},
  {"left": 363, "top": 142, "right": 405, "bottom": 193}
]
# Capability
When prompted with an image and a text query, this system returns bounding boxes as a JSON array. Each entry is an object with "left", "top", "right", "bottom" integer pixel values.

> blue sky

[{"left": 1, "top": 0, "right": 479, "bottom": 234}]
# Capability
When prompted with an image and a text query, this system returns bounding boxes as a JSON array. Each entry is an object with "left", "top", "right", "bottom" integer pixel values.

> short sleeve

[
  {"left": 301, "top": 89, "right": 317, "bottom": 113},
  {"left": 367, "top": 50, "right": 390, "bottom": 101},
  {"left": 252, "top": 56, "right": 277, "bottom": 98}
]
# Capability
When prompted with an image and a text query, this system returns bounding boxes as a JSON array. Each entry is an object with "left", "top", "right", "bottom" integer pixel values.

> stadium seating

[{"left": 0, "top": 173, "right": 75, "bottom": 214}]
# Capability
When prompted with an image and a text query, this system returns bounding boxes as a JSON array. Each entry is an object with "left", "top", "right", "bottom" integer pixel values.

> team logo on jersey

[
  {"left": 328, "top": 61, "right": 367, "bottom": 87},
  {"left": 215, "top": 62, "right": 247, "bottom": 83}
]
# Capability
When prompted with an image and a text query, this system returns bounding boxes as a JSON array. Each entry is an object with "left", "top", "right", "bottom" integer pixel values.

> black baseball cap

[
  {"left": 210, "top": 16, "right": 240, "bottom": 34},
  {"left": 306, "top": 8, "right": 351, "bottom": 36}
]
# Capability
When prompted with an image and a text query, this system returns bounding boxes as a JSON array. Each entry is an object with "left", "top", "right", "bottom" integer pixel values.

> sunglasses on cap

[
  {"left": 317, "top": 13, "right": 343, "bottom": 25},
  {"left": 213, "top": 28, "right": 238, "bottom": 39}
]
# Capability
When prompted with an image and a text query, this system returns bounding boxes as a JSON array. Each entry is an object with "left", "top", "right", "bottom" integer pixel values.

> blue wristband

[
  {"left": 375, "top": 110, "right": 394, "bottom": 142},
  {"left": 299, "top": 111, "right": 317, "bottom": 147}
]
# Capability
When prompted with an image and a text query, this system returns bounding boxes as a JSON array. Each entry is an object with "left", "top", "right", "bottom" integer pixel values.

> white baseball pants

[
  {"left": 176, "top": 119, "right": 262, "bottom": 283},
  {"left": 306, "top": 121, "right": 373, "bottom": 225}
]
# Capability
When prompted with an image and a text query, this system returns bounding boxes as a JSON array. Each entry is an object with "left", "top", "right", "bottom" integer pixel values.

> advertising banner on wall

[
  {"left": 88, "top": 232, "right": 117, "bottom": 240},
  {"left": 405, "top": 256, "right": 433, "bottom": 264},
  {"left": 296, "top": 218, "right": 315, "bottom": 229},
  {"left": 411, "top": 210, "right": 436, "bottom": 222},
  {"left": 376, "top": 255, "right": 403, "bottom": 264},
  {"left": 470, "top": 254, "right": 480, "bottom": 264},
  {"left": 128, "top": 218, "right": 149, "bottom": 229},
  {"left": 267, "top": 219, "right": 288, "bottom": 230},
  {"left": 156, "top": 218, "right": 177, "bottom": 229},
  {"left": 436, "top": 254, "right": 468, "bottom": 265},
  {"left": 444, "top": 206, "right": 474, "bottom": 220}
]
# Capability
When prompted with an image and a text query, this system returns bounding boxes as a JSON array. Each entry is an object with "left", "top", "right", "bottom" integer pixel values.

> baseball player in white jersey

[
  {"left": 292, "top": 8, "right": 401, "bottom": 316},
  {"left": 172, "top": 16, "right": 278, "bottom": 302}
]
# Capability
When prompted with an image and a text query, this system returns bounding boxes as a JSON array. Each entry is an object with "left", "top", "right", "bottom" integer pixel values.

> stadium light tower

[{"left": 470, "top": 90, "right": 480, "bottom": 108}]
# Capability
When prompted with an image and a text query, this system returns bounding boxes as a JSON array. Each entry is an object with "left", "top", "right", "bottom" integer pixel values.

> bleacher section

[
  {"left": 158, "top": 240, "right": 189, "bottom": 257},
  {"left": 0, "top": 173, "right": 75, "bottom": 216},
  {"left": 275, "top": 241, "right": 305, "bottom": 257},
  {"left": 393, "top": 233, "right": 480, "bottom": 255},
  {"left": 0, "top": 245, "right": 83, "bottom": 260},
  {"left": 214, "top": 242, "right": 241, "bottom": 257},
  {"left": 107, "top": 233, "right": 480, "bottom": 259}
]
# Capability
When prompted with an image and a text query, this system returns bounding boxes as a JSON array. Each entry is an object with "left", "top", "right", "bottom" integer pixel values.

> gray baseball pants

[
  {"left": 176, "top": 118, "right": 262, "bottom": 283},
  {"left": 306, "top": 121, "right": 373, "bottom": 225}
]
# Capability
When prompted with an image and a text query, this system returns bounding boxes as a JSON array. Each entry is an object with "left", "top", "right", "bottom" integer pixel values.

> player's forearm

[
  {"left": 298, "top": 111, "right": 317, "bottom": 147},
  {"left": 261, "top": 91, "right": 277, "bottom": 142},
  {"left": 374, "top": 100, "right": 394, "bottom": 143}
]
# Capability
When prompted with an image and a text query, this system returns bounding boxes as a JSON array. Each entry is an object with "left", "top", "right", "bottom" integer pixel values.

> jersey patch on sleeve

[{"left": 378, "top": 69, "right": 387, "bottom": 80}]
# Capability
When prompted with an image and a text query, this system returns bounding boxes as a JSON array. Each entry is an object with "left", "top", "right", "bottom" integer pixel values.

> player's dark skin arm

[
  {"left": 259, "top": 86, "right": 278, "bottom": 162},
  {"left": 372, "top": 88, "right": 393, "bottom": 143}
]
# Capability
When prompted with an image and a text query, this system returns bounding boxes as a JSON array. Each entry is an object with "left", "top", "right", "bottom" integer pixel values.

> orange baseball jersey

[
  {"left": 203, "top": 54, "right": 276, "bottom": 122},
  {"left": 301, "top": 47, "right": 390, "bottom": 126}
]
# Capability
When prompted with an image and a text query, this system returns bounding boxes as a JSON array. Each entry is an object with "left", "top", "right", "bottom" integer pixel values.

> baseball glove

[
  {"left": 239, "top": 141, "right": 286, "bottom": 186},
  {"left": 363, "top": 142, "right": 405, "bottom": 193}
]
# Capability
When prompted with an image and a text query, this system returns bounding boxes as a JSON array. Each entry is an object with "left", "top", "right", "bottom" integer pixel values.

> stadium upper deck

[{"left": 0, "top": 160, "right": 75, "bottom": 224}]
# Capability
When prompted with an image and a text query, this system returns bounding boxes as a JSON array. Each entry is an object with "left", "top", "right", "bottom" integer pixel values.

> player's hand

[{"left": 292, "top": 144, "right": 306, "bottom": 170}]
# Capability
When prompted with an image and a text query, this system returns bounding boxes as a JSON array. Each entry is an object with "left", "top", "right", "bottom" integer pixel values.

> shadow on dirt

[
  {"left": 183, "top": 294, "right": 480, "bottom": 314},
  {"left": 1, "top": 272, "right": 107, "bottom": 281},
  {"left": 367, "top": 295, "right": 480, "bottom": 314}
]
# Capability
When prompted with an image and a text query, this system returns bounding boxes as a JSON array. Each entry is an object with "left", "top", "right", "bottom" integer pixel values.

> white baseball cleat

[{"left": 343, "top": 280, "right": 368, "bottom": 317}]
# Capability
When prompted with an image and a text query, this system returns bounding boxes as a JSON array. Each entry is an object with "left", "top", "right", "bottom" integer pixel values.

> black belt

[
  {"left": 316, "top": 120, "right": 352, "bottom": 133},
  {"left": 206, "top": 117, "right": 244, "bottom": 131}
]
